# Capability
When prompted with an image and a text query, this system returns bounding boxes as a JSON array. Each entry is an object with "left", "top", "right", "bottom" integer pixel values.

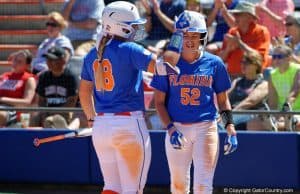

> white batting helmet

[
  {"left": 101, "top": 1, "right": 146, "bottom": 41},
  {"left": 176, "top": 10, "right": 208, "bottom": 50}
]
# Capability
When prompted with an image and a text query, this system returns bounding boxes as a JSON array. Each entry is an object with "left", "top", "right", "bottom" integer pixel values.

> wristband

[
  {"left": 220, "top": 110, "right": 234, "bottom": 128},
  {"left": 167, "top": 31, "right": 183, "bottom": 53},
  {"left": 166, "top": 122, "right": 175, "bottom": 130}
]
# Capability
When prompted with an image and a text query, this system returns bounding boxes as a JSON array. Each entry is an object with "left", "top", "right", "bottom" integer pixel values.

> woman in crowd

[
  {"left": 0, "top": 50, "right": 36, "bottom": 127},
  {"left": 31, "top": 11, "right": 73, "bottom": 74}
]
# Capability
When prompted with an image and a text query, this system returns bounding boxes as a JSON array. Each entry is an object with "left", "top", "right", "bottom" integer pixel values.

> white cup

[{"left": 20, "top": 113, "right": 30, "bottom": 128}]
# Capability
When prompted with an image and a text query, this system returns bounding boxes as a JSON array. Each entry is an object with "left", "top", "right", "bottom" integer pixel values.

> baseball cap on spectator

[
  {"left": 286, "top": 13, "right": 300, "bottom": 26},
  {"left": 229, "top": 1, "right": 258, "bottom": 19},
  {"left": 42, "top": 46, "right": 66, "bottom": 60}
]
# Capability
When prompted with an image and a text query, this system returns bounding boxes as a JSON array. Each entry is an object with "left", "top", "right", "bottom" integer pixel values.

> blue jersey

[
  {"left": 151, "top": 52, "right": 231, "bottom": 123},
  {"left": 81, "top": 39, "right": 153, "bottom": 113}
]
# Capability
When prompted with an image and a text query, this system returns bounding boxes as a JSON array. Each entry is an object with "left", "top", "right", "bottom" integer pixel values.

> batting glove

[
  {"left": 167, "top": 123, "right": 187, "bottom": 150},
  {"left": 224, "top": 135, "right": 238, "bottom": 155}
]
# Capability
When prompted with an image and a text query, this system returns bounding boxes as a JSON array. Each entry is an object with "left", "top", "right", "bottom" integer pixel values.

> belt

[
  {"left": 98, "top": 112, "right": 131, "bottom": 116},
  {"left": 97, "top": 111, "right": 144, "bottom": 116}
]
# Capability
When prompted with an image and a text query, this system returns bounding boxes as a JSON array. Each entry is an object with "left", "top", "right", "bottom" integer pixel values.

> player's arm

[
  {"left": 146, "top": 54, "right": 158, "bottom": 74},
  {"left": 154, "top": 88, "right": 187, "bottom": 149},
  {"left": 161, "top": 11, "right": 195, "bottom": 74},
  {"left": 79, "top": 79, "right": 96, "bottom": 125},
  {"left": 217, "top": 91, "right": 237, "bottom": 155},
  {"left": 154, "top": 89, "right": 171, "bottom": 127},
  {"left": 217, "top": 91, "right": 236, "bottom": 134}
]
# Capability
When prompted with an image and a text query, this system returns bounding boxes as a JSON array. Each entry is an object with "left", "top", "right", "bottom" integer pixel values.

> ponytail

[{"left": 95, "top": 35, "right": 110, "bottom": 91}]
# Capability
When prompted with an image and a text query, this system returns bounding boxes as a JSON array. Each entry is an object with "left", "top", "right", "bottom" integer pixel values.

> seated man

[
  {"left": 218, "top": 1, "right": 271, "bottom": 79},
  {"left": 30, "top": 46, "right": 79, "bottom": 129}
]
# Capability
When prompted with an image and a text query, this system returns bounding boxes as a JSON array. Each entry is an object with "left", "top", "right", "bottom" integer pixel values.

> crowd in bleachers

[{"left": 0, "top": 0, "right": 300, "bottom": 131}]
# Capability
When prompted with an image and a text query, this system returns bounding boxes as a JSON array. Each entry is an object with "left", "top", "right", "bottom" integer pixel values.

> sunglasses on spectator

[
  {"left": 46, "top": 22, "right": 59, "bottom": 27},
  {"left": 241, "top": 58, "right": 253, "bottom": 65},
  {"left": 272, "top": 54, "right": 288, "bottom": 59}
]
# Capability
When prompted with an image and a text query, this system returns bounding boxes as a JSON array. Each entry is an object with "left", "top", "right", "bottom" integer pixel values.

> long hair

[{"left": 95, "top": 35, "right": 111, "bottom": 91}]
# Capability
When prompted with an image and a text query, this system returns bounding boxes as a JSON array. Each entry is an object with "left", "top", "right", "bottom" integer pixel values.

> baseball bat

[{"left": 33, "top": 128, "right": 92, "bottom": 147}]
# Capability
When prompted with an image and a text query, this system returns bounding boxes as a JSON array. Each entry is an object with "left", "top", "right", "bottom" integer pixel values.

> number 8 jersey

[
  {"left": 151, "top": 52, "right": 231, "bottom": 123},
  {"left": 81, "top": 39, "right": 153, "bottom": 113}
]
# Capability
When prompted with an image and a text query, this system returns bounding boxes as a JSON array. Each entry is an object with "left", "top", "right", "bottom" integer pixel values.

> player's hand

[
  {"left": 224, "top": 135, "right": 238, "bottom": 155},
  {"left": 168, "top": 125, "right": 187, "bottom": 150},
  {"left": 175, "top": 11, "right": 190, "bottom": 32}
]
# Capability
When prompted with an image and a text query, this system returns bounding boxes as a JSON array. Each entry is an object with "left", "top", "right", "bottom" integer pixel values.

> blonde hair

[
  {"left": 48, "top": 11, "right": 68, "bottom": 29},
  {"left": 243, "top": 51, "right": 263, "bottom": 74}
]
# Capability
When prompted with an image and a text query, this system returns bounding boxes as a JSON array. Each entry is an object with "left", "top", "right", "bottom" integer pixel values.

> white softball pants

[
  {"left": 165, "top": 121, "right": 219, "bottom": 194},
  {"left": 92, "top": 114, "right": 151, "bottom": 194}
]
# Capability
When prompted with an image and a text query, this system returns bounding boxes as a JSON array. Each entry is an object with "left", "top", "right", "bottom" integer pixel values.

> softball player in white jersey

[
  {"left": 151, "top": 11, "right": 238, "bottom": 194},
  {"left": 79, "top": 2, "right": 156, "bottom": 194}
]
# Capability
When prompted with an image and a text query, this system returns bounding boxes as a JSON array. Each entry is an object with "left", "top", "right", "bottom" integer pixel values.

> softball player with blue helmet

[
  {"left": 151, "top": 11, "right": 238, "bottom": 194},
  {"left": 79, "top": 2, "right": 156, "bottom": 194}
]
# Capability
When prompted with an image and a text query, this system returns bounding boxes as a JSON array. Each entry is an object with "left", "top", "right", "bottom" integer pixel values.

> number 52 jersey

[{"left": 151, "top": 52, "right": 231, "bottom": 123}]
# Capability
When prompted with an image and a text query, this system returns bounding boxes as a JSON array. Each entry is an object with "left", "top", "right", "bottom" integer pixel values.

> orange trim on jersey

[{"left": 222, "top": 23, "right": 271, "bottom": 76}]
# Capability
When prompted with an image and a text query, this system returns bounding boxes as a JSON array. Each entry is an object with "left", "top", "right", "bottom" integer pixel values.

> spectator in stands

[
  {"left": 218, "top": 1, "right": 271, "bottom": 78},
  {"left": 139, "top": 0, "right": 185, "bottom": 47},
  {"left": 206, "top": 0, "right": 238, "bottom": 54},
  {"left": 268, "top": 44, "right": 300, "bottom": 131},
  {"left": 228, "top": 51, "right": 267, "bottom": 130},
  {"left": 255, "top": 0, "right": 294, "bottom": 40},
  {"left": 31, "top": 12, "right": 74, "bottom": 75},
  {"left": 285, "top": 13, "right": 300, "bottom": 63},
  {"left": 30, "top": 46, "right": 79, "bottom": 129},
  {"left": 186, "top": 0, "right": 202, "bottom": 13},
  {"left": 0, "top": 50, "right": 36, "bottom": 127},
  {"left": 62, "top": 0, "right": 105, "bottom": 56}
]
